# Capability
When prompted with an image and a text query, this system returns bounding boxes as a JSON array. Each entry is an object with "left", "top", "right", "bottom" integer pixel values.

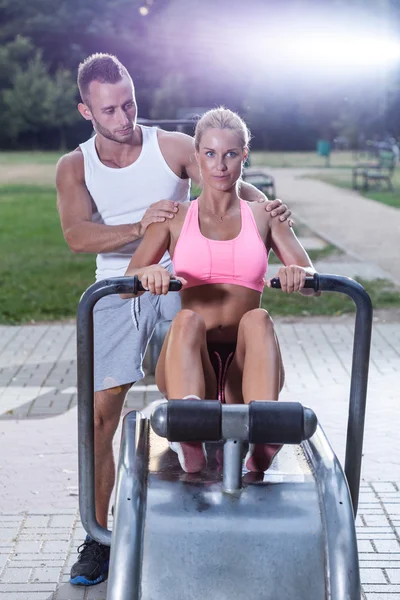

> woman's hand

[
  {"left": 140, "top": 265, "right": 187, "bottom": 295},
  {"left": 265, "top": 265, "right": 310, "bottom": 293}
]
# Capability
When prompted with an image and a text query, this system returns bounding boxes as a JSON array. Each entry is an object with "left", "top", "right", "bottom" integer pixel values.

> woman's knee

[
  {"left": 169, "top": 309, "right": 206, "bottom": 343},
  {"left": 239, "top": 308, "right": 275, "bottom": 336}
]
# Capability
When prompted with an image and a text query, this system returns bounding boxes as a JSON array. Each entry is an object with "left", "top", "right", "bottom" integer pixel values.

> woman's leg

[
  {"left": 155, "top": 309, "right": 217, "bottom": 473},
  {"left": 155, "top": 309, "right": 217, "bottom": 400},
  {"left": 225, "top": 308, "right": 285, "bottom": 472}
]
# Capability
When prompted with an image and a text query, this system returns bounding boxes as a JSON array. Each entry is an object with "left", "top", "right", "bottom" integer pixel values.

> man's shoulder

[
  {"left": 157, "top": 129, "right": 195, "bottom": 152},
  {"left": 56, "top": 148, "right": 84, "bottom": 183}
]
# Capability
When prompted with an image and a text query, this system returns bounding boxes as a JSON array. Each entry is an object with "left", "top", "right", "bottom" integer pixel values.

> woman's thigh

[
  {"left": 224, "top": 311, "right": 285, "bottom": 404},
  {"left": 155, "top": 312, "right": 218, "bottom": 399}
]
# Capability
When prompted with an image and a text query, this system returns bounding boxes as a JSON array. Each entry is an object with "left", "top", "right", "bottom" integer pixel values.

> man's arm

[
  {"left": 56, "top": 151, "right": 178, "bottom": 254},
  {"left": 56, "top": 151, "right": 141, "bottom": 254}
]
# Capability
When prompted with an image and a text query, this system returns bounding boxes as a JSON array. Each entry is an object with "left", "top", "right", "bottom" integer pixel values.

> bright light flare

[
  {"left": 249, "top": 22, "right": 400, "bottom": 77},
  {"left": 278, "top": 34, "right": 400, "bottom": 70}
]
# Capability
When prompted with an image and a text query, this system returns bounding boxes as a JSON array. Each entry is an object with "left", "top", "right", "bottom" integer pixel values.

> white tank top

[{"left": 79, "top": 126, "right": 190, "bottom": 281}]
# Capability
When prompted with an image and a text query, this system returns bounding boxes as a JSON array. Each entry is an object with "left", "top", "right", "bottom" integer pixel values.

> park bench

[
  {"left": 242, "top": 167, "right": 276, "bottom": 200},
  {"left": 352, "top": 149, "right": 396, "bottom": 192}
]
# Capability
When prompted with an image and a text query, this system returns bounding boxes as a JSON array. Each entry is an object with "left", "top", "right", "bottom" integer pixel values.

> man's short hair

[{"left": 77, "top": 53, "right": 131, "bottom": 105}]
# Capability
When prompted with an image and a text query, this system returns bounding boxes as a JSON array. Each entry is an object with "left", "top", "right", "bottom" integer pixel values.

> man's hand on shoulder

[
  {"left": 258, "top": 196, "right": 293, "bottom": 227},
  {"left": 138, "top": 200, "right": 180, "bottom": 237}
]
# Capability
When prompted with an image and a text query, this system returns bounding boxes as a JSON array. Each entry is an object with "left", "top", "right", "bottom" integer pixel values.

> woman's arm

[
  {"left": 267, "top": 219, "right": 318, "bottom": 295},
  {"left": 121, "top": 221, "right": 173, "bottom": 298}
]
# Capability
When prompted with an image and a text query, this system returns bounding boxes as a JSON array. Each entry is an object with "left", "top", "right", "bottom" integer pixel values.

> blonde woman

[{"left": 124, "top": 108, "right": 318, "bottom": 473}]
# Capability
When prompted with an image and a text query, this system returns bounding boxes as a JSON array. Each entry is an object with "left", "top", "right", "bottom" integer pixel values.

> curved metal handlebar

[
  {"left": 269, "top": 272, "right": 372, "bottom": 515},
  {"left": 76, "top": 275, "right": 181, "bottom": 546}
]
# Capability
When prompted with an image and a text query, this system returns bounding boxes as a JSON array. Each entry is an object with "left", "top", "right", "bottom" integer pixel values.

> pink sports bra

[{"left": 172, "top": 199, "right": 268, "bottom": 293}]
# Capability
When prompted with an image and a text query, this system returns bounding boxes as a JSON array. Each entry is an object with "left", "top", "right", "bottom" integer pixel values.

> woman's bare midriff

[{"left": 180, "top": 284, "right": 262, "bottom": 343}]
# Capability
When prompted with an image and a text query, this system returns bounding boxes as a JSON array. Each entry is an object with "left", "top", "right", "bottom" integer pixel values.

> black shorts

[{"left": 207, "top": 342, "right": 236, "bottom": 403}]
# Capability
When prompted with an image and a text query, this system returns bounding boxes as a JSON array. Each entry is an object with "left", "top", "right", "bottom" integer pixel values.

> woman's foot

[
  {"left": 168, "top": 394, "right": 207, "bottom": 473},
  {"left": 169, "top": 442, "right": 207, "bottom": 473},
  {"left": 245, "top": 443, "right": 282, "bottom": 472}
]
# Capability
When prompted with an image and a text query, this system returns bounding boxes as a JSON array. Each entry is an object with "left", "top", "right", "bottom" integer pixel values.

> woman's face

[{"left": 196, "top": 127, "right": 247, "bottom": 192}]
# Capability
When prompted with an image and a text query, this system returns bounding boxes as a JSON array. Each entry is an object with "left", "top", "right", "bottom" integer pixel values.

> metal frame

[
  {"left": 137, "top": 118, "right": 196, "bottom": 127},
  {"left": 76, "top": 276, "right": 144, "bottom": 546},
  {"left": 107, "top": 411, "right": 149, "bottom": 600},
  {"left": 303, "top": 424, "right": 361, "bottom": 598},
  {"left": 76, "top": 273, "right": 372, "bottom": 546},
  {"left": 271, "top": 274, "right": 373, "bottom": 514}
]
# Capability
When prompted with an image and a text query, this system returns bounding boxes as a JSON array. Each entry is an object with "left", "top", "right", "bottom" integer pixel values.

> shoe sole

[{"left": 70, "top": 572, "right": 108, "bottom": 586}]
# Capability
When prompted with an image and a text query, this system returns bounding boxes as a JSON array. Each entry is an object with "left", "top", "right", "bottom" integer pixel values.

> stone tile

[
  {"left": 14, "top": 541, "right": 43, "bottom": 553},
  {"left": 0, "top": 566, "right": 32, "bottom": 582},
  {"left": 386, "top": 568, "right": 400, "bottom": 584},
  {"left": 373, "top": 539, "right": 400, "bottom": 553},
  {"left": 31, "top": 567, "right": 61, "bottom": 584},
  {"left": 360, "top": 569, "right": 387, "bottom": 584},
  {"left": 56, "top": 583, "right": 86, "bottom": 599}
]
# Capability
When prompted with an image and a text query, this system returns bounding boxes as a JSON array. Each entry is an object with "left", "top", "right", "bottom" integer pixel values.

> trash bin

[
  {"left": 317, "top": 139, "right": 331, "bottom": 156},
  {"left": 316, "top": 139, "right": 331, "bottom": 166}
]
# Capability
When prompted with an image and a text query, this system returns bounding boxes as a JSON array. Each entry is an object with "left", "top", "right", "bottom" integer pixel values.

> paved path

[
  {"left": 270, "top": 168, "right": 400, "bottom": 284},
  {"left": 0, "top": 315, "right": 400, "bottom": 599}
]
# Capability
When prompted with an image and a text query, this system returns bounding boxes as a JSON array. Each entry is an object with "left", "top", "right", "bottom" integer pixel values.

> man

[{"left": 56, "top": 53, "right": 291, "bottom": 586}]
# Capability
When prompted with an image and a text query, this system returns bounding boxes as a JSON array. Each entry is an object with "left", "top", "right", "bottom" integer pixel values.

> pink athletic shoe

[
  {"left": 169, "top": 442, "right": 207, "bottom": 473},
  {"left": 245, "top": 443, "right": 282, "bottom": 472},
  {"left": 169, "top": 395, "right": 207, "bottom": 473}
]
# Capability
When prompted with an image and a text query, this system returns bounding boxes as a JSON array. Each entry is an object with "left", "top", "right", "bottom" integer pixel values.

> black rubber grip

[
  {"left": 167, "top": 400, "right": 222, "bottom": 442},
  {"left": 133, "top": 275, "right": 182, "bottom": 293},
  {"left": 270, "top": 273, "right": 320, "bottom": 292},
  {"left": 248, "top": 401, "right": 305, "bottom": 444}
]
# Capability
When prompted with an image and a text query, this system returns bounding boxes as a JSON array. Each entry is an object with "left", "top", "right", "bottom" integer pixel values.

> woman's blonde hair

[{"left": 194, "top": 107, "right": 251, "bottom": 152}]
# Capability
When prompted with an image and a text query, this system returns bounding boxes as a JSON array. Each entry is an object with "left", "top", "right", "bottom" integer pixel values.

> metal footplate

[{"left": 151, "top": 400, "right": 317, "bottom": 492}]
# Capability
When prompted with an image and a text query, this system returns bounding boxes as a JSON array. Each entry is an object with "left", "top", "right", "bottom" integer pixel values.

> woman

[{"left": 123, "top": 108, "right": 318, "bottom": 474}]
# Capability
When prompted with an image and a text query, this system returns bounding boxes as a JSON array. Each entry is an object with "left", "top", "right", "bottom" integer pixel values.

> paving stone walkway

[{"left": 0, "top": 311, "right": 399, "bottom": 599}]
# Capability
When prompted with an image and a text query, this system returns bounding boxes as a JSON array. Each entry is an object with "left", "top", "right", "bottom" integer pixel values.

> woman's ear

[{"left": 243, "top": 148, "right": 249, "bottom": 163}]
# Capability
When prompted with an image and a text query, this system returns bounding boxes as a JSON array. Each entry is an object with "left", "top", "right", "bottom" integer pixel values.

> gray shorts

[{"left": 93, "top": 291, "right": 181, "bottom": 392}]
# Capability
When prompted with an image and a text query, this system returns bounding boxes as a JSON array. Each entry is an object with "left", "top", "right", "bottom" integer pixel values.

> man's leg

[
  {"left": 70, "top": 383, "right": 131, "bottom": 586},
  {"left": 94, "top": 383, "right": 131, "bottom": 528}
]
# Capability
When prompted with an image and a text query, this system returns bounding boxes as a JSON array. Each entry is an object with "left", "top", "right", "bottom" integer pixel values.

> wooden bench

[
  {"left": 352, "top": 150, "right": 396, "bottom": 192},
  {"left": 242, "top": 168, "right": 276, "bottom": 200}
]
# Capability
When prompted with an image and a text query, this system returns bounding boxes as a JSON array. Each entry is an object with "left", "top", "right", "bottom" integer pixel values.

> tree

[
  {"left": 47, "top": 69, "right": 81, "bottom": 149},
  {"left": 2, "top": 52, "right": 53, "bottom": 143},
  {"left": 150, "top": 73, "right": 188, "bottom": 120}
]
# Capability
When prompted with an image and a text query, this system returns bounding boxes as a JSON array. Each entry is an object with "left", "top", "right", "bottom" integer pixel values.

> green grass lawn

[
  {"left": 306, "top": 170, "right": 400, "bottom": 209},
  {"left": 1, "top": 180, "right": 399, "bottom": 324},
  {"left": 0, "top": 184, "right": 94, "bottom": 324},
  {"left": 0, "top": 151, "right": 62, "bottom": 165},
  {"left": 250, "top": 150, "right": 356, "bottom": 169}
]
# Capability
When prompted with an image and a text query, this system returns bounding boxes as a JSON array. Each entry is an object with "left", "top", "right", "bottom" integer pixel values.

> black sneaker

[{"left": 70, "top": 536, "right": 110, "bottom": 586}]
